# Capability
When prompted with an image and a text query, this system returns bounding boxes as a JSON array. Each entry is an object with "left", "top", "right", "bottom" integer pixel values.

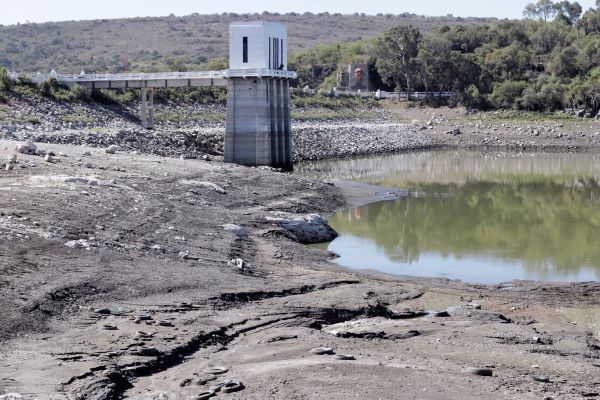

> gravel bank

[{"left": 0, "top": 121, "right": 430, "bottom": 162}]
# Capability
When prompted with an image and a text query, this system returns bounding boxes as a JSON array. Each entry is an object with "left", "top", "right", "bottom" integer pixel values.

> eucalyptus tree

[
  {"left": 524, "top": 0, "right": 558, "bottom": 20},
  {"left": 374, "top": 25, "right": 421, "bottom": 97},
  {"left": 554, "top": 1, "right": 583, "bottom": 26}
]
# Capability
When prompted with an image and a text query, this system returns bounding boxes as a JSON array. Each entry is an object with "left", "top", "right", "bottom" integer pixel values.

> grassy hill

[{"left": 0, "top": 12, "right": 496, "bottom": 74}]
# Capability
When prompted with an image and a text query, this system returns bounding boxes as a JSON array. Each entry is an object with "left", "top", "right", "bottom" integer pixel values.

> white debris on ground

[
  {"left": 222, "top": 224, "right": 247, "bottom": 236},
  {"left": 180, "top": 180, "right": 227, "bottom": 194},
  {"left": 65, "top": 239, "right": 95, "bottom": 250},
  {"left": 227, "top": 258, "right": 249, "bottom": 271},
  {"left": 0, "top": 394, "right": 24, "bottom": 400},
  {"left": 26, "top": 175, "right": 116, "bottom": 187}
]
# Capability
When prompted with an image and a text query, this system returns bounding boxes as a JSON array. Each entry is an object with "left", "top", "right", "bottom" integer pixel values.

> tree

[
  {"left": 554, "top": 1, "right": 583, "bottom": 26},
  {"left": 416, "top": 35, "right": 453, "bottom": 96},
  {"left": 164, "top": 56, "right": 187, "bottom": 72},
  {"left": 374, "top": 25, "right": 421, "bottom": 96},
  {"left": 524, "top": 0, "right": 558, "bottom": 21},
  {"left": 579, "top": 9, "right": 600, "bottom": 35}
]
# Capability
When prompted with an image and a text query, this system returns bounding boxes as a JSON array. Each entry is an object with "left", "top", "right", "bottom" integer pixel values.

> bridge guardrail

[{"left": 17, "top": 69, "right": 297, "bottom": 84}]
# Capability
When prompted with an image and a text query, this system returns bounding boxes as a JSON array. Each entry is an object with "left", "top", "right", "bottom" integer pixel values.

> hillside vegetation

[
  {"left": 292, "top": 0, "right": 600, "bottom": 115},
  {"left": 0, "top": 12, "right": 494, "bottom": 73}
]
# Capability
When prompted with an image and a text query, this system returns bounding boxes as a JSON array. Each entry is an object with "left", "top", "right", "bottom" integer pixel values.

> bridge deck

[{"left": 24, "top": 68, "right": 297, "bottom": 89}]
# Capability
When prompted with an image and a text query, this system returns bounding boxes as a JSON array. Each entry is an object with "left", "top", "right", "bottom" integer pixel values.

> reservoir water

[{"left": 297, "top": 151, "right": 600, "bottom": 283}]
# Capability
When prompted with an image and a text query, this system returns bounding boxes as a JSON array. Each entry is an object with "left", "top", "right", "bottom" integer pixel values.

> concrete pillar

[
  {"left": 275, "top": 79, "right": 284, "bottom": 168},
  {"left": 282, "top": 79, "right": 293, "bottom": 170},
  {"left": 225, "top": 77, "right": 293, "bottom": 170},
  {"left": 148, "top": 89, "right": 155, "bottom": 130},
  {"left": 268, "top": 79, "right": 280, "bottom": 167},
  {"left": 141, "top": 87, "right": 149, "bottom": 129}
]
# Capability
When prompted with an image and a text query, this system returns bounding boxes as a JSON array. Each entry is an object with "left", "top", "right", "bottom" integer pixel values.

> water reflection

[{"left": 299, "top": 151, "right": 600, "bottom": 283}]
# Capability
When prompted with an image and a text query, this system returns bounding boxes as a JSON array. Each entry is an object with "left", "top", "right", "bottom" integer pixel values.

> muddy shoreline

[{"left": 2, "top": 111, "right": 600, "bottom": 399}]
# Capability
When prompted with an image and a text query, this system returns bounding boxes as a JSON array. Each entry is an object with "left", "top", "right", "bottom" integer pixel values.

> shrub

[
  {"left": 520, "top": 83, "right": 565, "bottom": 111},
  {"left": 489, "top": 80, "right": 528, "bottom": 109},
  {"left": 70, "top": 84, "right": 89, "bottom": 101},
  {"left": 0, "top": 67, "right": 13, "bottom": 92}
]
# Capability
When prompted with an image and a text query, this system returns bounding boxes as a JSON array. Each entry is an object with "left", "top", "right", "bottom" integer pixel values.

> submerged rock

[{"left": 266, "top": 212, "right": 337, "bottom": 244}]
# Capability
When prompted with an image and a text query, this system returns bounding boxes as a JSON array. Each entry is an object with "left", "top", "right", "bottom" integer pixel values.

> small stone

[
  {"left": 0, "top": 393, "right": 23, "bottom": 400},
  {"left": 5, "top": 163, "right": 13, "bottom": 171},
  {"left": 202, "top": 366, "right": 229, "bottom": 375},
  {"left": 463, "top": 367, "right": 493, "bottom": 376},
  {"left": 7, "top": 154, "right": 17, "bottom": 163},
  {"left": 151, "top": 244, "right": 166, "bottom": 253},
  {"left": 196, "top": 374, "right": 218, "bottom": 385},
  {"left": 227, "top": 258, "right": 248, "bottom": 271},
  {"left": 44, "top": 154, "right": 53, "bottom": 163},
  {"left": 193, "top": 390, "right": 216, "bottom": 400},
  {"left": 533, "top": 375, "right": 550, "bottom": 383},
  {"left": 179, "top": 251, "right": 190, "bottom": 259},
  {"left": 132, "top": 346, "right": 160, "bottom": 356},
  {"left": 180, "top": 378, "right": 192, "bottom": 387},
  {"left": 105, "top": 145, "right": 118, "bottom": 154},
  {"left": 82, "top": 151, "right": 91, "bottom": 156},
  {"left": 221, "top": 380, "right": 245, "bottom": 394},
  {"left": 155, "top": 320, "right": 173, "bottom": 327},
  {"left": 333, "top": 354, "right": 355, "bottom": 360},
  {"left": 433, "top": 311, "right": 450, "bottom": 317},
  {"left": 222, "top": 224, "right": 247, "bottom": 236},
  {"left": 309, "top": 347, "right": 334, "bottom": 355},
  {"left": 94, "top": 308, "right": 111, "bottom": 314},
  {"left": 101, "top": 324, "right": 117, "bottom": 331}
]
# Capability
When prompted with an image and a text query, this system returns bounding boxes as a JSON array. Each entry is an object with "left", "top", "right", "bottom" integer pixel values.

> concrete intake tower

[{"left": 225, "top": 21, "right": 295, "bottom": 170}]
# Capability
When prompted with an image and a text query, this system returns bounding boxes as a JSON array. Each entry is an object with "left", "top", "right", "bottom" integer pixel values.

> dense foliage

[{"left": 292, "top": 0, "right": 600, "bottom": 114}]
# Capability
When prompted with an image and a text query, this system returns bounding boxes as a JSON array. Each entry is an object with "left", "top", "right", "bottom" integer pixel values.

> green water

[{"left": 298, "top": 151, "right": 600, "bottom": 283}]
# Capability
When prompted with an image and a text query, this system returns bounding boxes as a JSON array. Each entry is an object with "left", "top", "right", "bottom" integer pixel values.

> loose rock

[
  {"left": 105, "top": 145, "right": 118, "bottom": 154},
  {"left": 202, "top": 366, "right": 229, "bottom": 375},
  {"left": 463, "top": 367, "right": 493, "bottom": 377},
  {"left": 266, "top": 212, "right": 337, "bottom": 244},
  {"left": 309, "top": 347, "right": 335, "bottom": 355},
  {"left": 222, "top": 224, "right": 247, "bottom": 236}
]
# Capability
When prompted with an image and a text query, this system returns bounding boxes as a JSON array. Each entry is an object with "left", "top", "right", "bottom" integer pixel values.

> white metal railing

[
  {"left": 17, "top": 68, "right": 297, "bottom": 84},
  {"left": 290, "top": 87, "right": 455, "bottom": 100}
]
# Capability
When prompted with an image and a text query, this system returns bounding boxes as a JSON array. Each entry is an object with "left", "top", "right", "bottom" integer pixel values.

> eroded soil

[{"left": 2, "top": 139, "right": 600, "bottom": 400}]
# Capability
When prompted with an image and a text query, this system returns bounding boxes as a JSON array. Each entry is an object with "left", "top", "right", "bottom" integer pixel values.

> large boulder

[{"left": 266, "top": 212, "right": 338, "bottom": 244}]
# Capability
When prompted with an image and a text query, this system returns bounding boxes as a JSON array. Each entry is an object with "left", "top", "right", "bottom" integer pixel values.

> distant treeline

[{"left": 291, "top": 0, "right": 600, "bottom": 114}]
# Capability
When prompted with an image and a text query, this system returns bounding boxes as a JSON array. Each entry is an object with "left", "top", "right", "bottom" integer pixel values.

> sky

[{"left": 1, "top": 0, "right": 597, "bottom": 25}]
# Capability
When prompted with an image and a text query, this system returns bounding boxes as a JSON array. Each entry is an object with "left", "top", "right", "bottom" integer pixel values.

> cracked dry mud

[{"left": 2, "top": 139, "right": 600, "bottom": 400}]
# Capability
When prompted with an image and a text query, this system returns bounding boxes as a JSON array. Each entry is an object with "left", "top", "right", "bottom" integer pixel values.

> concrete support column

[
  {"left": 148, "top": 89, "right": 155, "bottom": 130},
  {"left": 275, "top": 79, "right": 284, "bottom": 168},
  {"left": 282, "top": 79, "right": 293, "bottom": 170},
  {"left": 225, "top": 77, "right": 293, "bottom": 170},
  {"left": 268, "top": 79, "right": 280, "bottom": 167},
  {"left": 141, "top": 87, "right": 149, "bottom": 129}
]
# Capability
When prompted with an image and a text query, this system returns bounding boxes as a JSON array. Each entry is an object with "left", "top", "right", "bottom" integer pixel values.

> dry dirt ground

[{"left": 2, "top": 127, "right": 600, "bottom": 400}]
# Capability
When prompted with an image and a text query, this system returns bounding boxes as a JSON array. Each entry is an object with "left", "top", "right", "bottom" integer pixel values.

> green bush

[
  {"left": 489, "top": 80, "right": 528, "bottom": 109},
  {"left": 92, "top": 89, "right": 136, "bottom": 105},
  {"left": 70, "top": 84, "right": 89, "bottom": 101},
  {"left": 0, "top": 67, "right": 13, "bottom": 92}
]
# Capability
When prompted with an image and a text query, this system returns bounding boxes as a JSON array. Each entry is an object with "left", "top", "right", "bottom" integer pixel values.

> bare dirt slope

[{"left": 1, "top": 139, "right": 600, "bottom": 400}]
